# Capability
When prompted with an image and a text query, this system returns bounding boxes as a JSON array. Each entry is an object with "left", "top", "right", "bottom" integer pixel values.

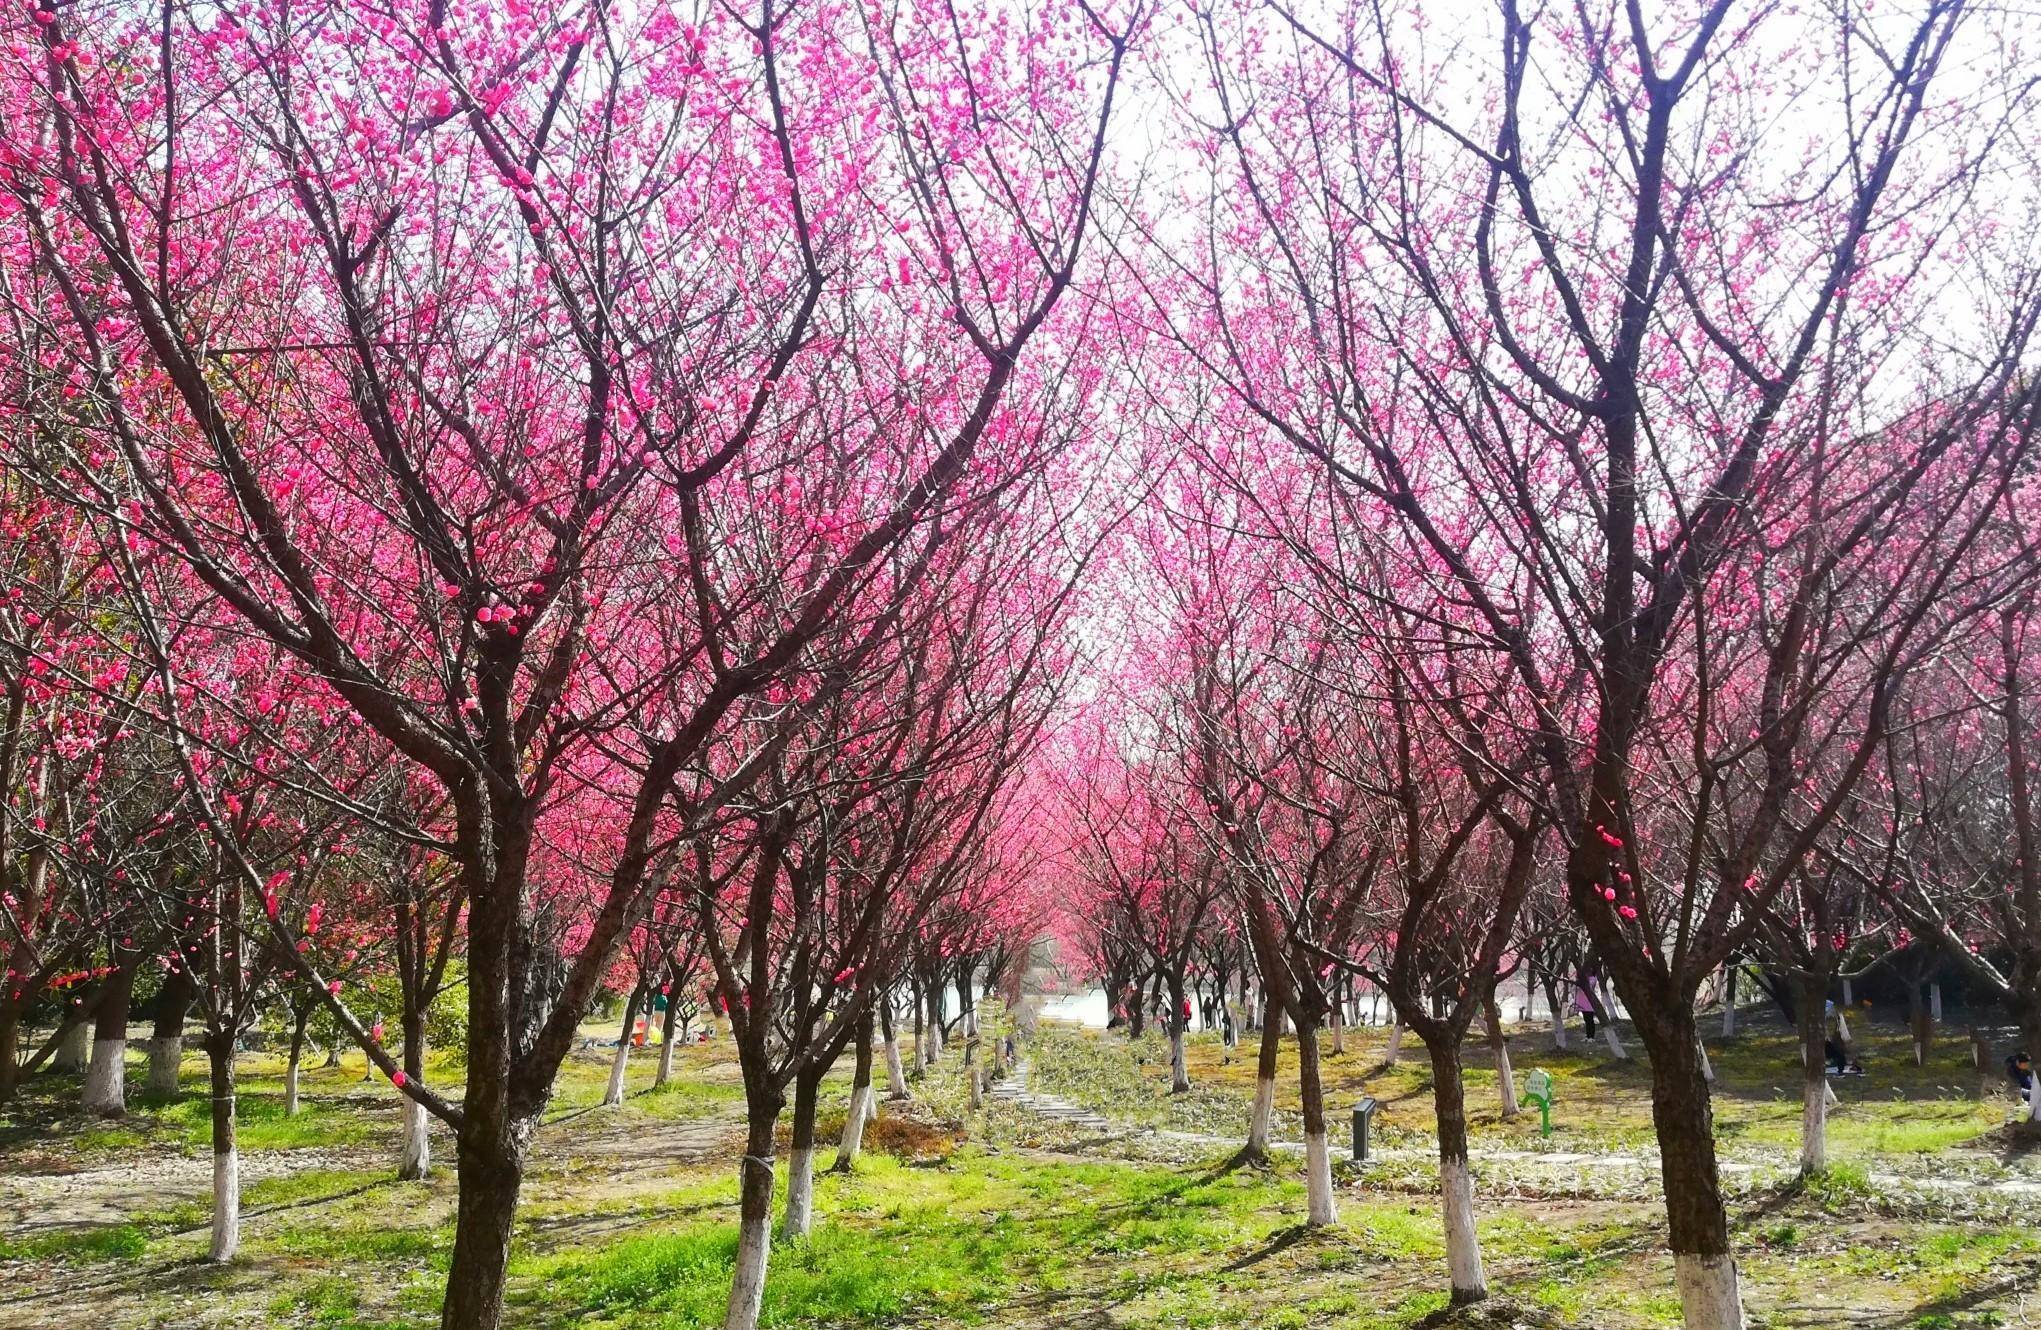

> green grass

[
  {"left": 0, "top": 1223, "right": 148, "bottom": 1261},
  {"left": 1025, "top": 1017, "right": 2018, "bottom": 1166},
  {"left": 3, "top": 1016, "right": 2037, "bottom": 1329}
]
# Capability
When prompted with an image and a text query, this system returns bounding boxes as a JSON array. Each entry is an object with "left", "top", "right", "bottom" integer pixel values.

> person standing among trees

[{"left": 1575, "top": 972, "right": 1600, "bottom": 1041}]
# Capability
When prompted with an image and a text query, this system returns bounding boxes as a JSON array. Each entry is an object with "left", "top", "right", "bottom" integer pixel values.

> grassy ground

[
  {"left": 0, "top": 1009, "right": 2035, "bottom": 1329},
  {"left": 1025, "top": 1008, "right": 2034, "bottom": 1179}
]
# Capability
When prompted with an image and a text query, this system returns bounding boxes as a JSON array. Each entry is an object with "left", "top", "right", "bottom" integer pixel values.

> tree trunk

[
  {"left": 1542, "top": 978, "right": 1569, "bottom": 1051},
  {"left": 84, "top": 964, "right": 136, "bottom": 1117},
  {"left": 148, "top": 970, "right": 193, "bottom": 1097},
  {"left": 0, "top": 1009, "right": 18, "bottom": 1101},
  {"left": 882, "top": 997, "right": 910, "bottom": 1098},
  {"left": 440, "top": 1116, "right": 529, "bottom": 1330},
  {"left": 603, "top": 987, "right": 643, "bottom": 1109},
  {"left": 723, "top": 1106, "right": 781, "bottom": 1330},
  {"left": 1484, "top": 998, "right": 1517, "bottom": 1120},
  {"left": 1720, "top": 967, "right": 1738, "bottom": 1039},
  {"left": 1329, "top": 980, "right": 1346, "bottom": 1055},
  {"left": 782, "top": 1064, "right": 822, "bottom": 1240},
  {"left": 1246, "top": 1017, "right": 1279, "bottom": 1162},
  {"left": 1169, "top": 999, "right": 1191, "bottom": 1095},
  {"left": 53, "top": 1019, "right": 88, "bottom": 1074},
  {"left": 834, "top": 1013, "right": 875, "bottom": 1172},
  {"left": 1906, "top": 981, "right": 1928, "bottom": 1067},
  {"left": 399, "top": 1023, "right": 431, "bottom": 1181},
  {"left": 1427, "top": 1038, "right": 1487, "bottom": 1304},
  {"left": 1296, "top": 1020, "right": 1336, "bottom": 1227},
  {"left": 656, "top": 997, "right": 681, "bottom": 1088},
  {"left": 206, "top": 1031, "right": 240, "bottom": 1262},
  {"left": 283, "top": 1020, "right": 304, "bottom": 1117},
  {"left": 1644, "top": 1009, "right": 1747, "bottom": 1330},
  {"left": 1384, "top": 1016, "right": 1403, "bottom": 1066},
  {"left": 1598, "top": 982, "right": 1630, "bottom": 1060},
  {"left": 1797, "top": 974, "right": 1828, "bottom": 1174}
]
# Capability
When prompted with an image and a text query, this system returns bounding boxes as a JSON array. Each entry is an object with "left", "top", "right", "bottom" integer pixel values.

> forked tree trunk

[
  {"left": 1296, "top": 1020, "right": 1336, "bottom": 1227},
  {"left": 782, "top": 1064, "right": 823, "bottom": 1240},
  {"left": 724, "top": 1106, "right": 781, "bottom": 1330},
  {"left": 1426, "top": 1038, "right": 1486, "bottom": 1305},
  {"left": 603, "top": 987, "right": 643, "bottom": 1108},
  {"left": 834, "top": 1013, "right": 875, "bottom": 1172},
  {"left": 84, "top": 963, "right": 136, "bottom": 1117},
  {"left": 206, "top": 1030, "right": 239, "bottom": 1262},
  {"left": 1642, "top": 1007, "right": 1747, "bottom": 1330},
  {"left": 1245, "top": 1017, "right": 1279, "bottom": 1162}
]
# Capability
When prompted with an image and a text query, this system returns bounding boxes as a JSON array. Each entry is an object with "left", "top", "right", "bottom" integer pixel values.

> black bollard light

[{"left": 1352, "top": 1096, "right": 1378, "bottom": 1162}]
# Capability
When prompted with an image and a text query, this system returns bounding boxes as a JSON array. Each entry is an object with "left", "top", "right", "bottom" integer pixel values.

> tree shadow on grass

[
  {"left": 1217, "top": 1221, "right": 1312, "bottom": 1271},
  {"left": 1866, "top": 1253, "right": 2041, "bottom": 1329}
]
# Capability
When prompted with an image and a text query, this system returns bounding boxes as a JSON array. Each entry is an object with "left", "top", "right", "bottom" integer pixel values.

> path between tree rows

[
  {"left": 988, "top": 1059, "right": 2041, "bottom": 1199},
  {"left": 0, "top": 1096, "right": 743, "bottom": 1240}
]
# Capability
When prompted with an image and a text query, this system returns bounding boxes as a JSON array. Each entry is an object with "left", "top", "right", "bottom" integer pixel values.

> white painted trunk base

[
  {"left": 969, "top": 1066, "right": 983, "bottom": 1108},
  {"left": 1697, "top": 1037, "right": 1714, "bottom": 1084},
  {"left": 1722, "top": 999, "right": 1737, "bottom": 1039},
  {"left": 883, "top": 1034, "right": 909, "bottom": 1098},
  {"left": 1170, "top": 1029, "right": 1189, "bottom": 1093},
  {"left": 837, "top": 1086, "right": 871, "bottom": 1167},
  {"left": 1384, "top": 1020, "right": 1403, "bottom": 1066},
  {"left": 724, "top": 1191, "right": 773, "bottom": 1330},
  {"left": 1800, "top": 1075, "right": 1827, "bottom": 1174},
  {"left": 1549, "top": 1010, "right": 1569, "bottom": 1050},
  {"left": 1493, "top": 1038, "right": 1518, "bottom": 1118},
  {"left": 147, "top": 1036, "right": 182, "bottom": 1095},
  {"left": 1673, "top": 1253, "right": 1747, "bottom": 1330},
  {"left": 1602, "top": 1019, "right": 1629, "bottom": 1060},
  {"left": 2027, "top": 1068, "right": 2041, "bottom": 1123},
  {"left": 782, "top": 1146, "right": 815, "bottom": 1239},
  {"left": 603, "top": 1039, "right": 631, "bottom": 1107},
  {"left": 1930, "top": 984, "right": 1943, "bottom": 1022},
  {"left": 398, "top": 1098, "right": 431, "bottom": 1179},
  {"left": 210, "top": 1149, "right": 240, "bottom": 1262},
  {"left": 1304, "top": 1130, "right": 1337, "bottom": 1226},
  {"left": 1440, "top": 1157, "right": 1486, "bottom": 1302},
  {"left": 83, "top": 1038, "right": 126, "bottom": 1116},
  {"left": 1247, "top": 1076, "right": 1274, "bottom": 1156},
  {"left": 657, "top": 1035, "right": 678, "bottom": 1087}
]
